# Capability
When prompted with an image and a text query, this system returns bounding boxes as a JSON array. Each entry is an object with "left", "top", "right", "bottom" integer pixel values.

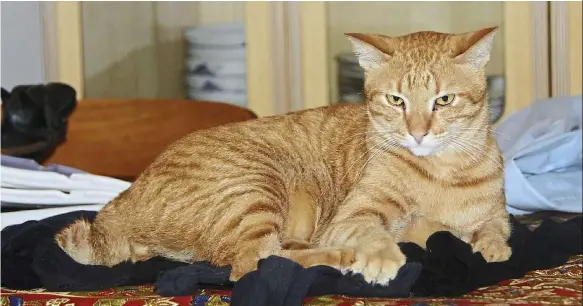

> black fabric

[
  {"left": 156, "top": 256, "right": 420, "bottom": 305},
  {"left": 1, "top": 83, "right": 77, "bottom": 163},
  {"left": 405, "top": 216, "right": 582, "bottom": 297},
  {"left": 1, "top": 211, "right": 186, "bottom": 291},
  {"left": 229, "top": 257, "right": 420, "bottom": 306},
  {"left": 2, "top": 211, "right": 581, "bottom": 306}
]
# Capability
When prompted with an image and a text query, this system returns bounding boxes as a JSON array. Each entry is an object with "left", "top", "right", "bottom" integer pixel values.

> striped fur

[{"left": 55, "top": 27, "right": 511, "bottom": 286}]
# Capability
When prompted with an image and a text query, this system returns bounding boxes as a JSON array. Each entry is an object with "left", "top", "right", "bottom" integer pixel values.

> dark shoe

[{"left": 1, "top": 83, "right": 77, "bottom": 163}]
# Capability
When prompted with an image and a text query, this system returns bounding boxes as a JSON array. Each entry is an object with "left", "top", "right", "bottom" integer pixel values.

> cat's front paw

[
  {"left": 472, "top": 235, "right": 512, "bottom": 262},
  {"left": 346, "top": 242, "right": 406, "bottom": 286}
]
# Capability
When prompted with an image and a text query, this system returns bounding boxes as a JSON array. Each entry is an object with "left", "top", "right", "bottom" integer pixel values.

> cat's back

[{"left": 163, "top": 102, "right": 368, "bottom": 157}]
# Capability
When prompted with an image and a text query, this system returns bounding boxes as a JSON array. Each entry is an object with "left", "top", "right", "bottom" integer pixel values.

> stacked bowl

[{"left": 185, "top": 23, "right": 247, "bottom": 107}]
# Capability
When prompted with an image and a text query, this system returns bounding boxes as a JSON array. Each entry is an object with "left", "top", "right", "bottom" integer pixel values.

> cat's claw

[
  {"left": 472, "top": 235, "right": 512, "bottom": 262},
  {"left": 346, "top": 244, "right": 406, "bottom": 286}
]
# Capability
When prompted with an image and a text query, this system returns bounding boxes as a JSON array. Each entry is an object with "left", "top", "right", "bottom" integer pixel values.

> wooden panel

[
  {"left": 549, "top": 1, "right": 581, "bottom": 97},
  {"left": 54, "top": 2, "right": 83, "bottom": 98},
  {"left": 45, "top": 99, "right": 257, "bottom": 179},
  {"left": 245, "top": 2, "right": 275, "bottom": 117},
  {"left": 550, "top": 2, "right": 571, "bottom": 97},
  {"left": 299, "top": 2, "right": 329, "bottom": 110},
  {"left": 569, "top": 1, "right": 582, "bottom": 96},
  {"left": 271, "top": 2, "right": 293, "bottom": 114},
  {"left": 503, "top": 2, "right": 535, "bottom": 118},
  {"left": 531, "top": 2, "right": 550, "bottom": 100}
]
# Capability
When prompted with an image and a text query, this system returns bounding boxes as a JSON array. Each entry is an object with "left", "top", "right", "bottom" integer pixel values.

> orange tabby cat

[{"left": 56, "top": 27, "right": 511, "bottom": 286}]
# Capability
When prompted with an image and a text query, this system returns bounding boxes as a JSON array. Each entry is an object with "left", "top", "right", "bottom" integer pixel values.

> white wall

[{"left": 0, "top": 1, "right": 45, "bottom": 90}]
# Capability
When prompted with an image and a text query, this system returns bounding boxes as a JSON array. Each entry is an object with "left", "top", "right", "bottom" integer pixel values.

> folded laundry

[
  {"left": 495, "top": 95, "right": 582, "bottom": 215},
  {"left": 2, "top": 211, "right": 581, "bottom": 306}
]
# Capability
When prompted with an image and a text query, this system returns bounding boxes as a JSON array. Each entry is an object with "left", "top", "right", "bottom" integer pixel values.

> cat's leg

[
  {"left": 277, "top": 246, "right": 355, "bottom": 269},
  {"left": 281, "top": 187, "right": 318, "bottom": 250},
  {"left": 228, "top": 230, "right": 279, "bottom": 281},
  {"left": 318, "top": 220, "right": 405, "bottom": 285},
  {"left": 470, "top": 209, "right": 512, "bottom": 262},
  {"left": 226, "top": 192, "right": 355, "bottom": 281},
  {"left": 281, "top": 238, "right": 315, "bottom": 250},
  {"left": 227, "top": 220, "right": 356, "bottom": 281},
  {"left": 316, "top": 190, "right": 407, "bottom": 286}
]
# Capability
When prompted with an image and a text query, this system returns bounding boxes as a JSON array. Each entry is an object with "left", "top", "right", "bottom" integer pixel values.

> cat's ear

[
  {"left": 454, "top": 26, "right": 498, "bottom": 69},
  {"left": 345, "top": 33, "right": 391, "bottom": 71}
]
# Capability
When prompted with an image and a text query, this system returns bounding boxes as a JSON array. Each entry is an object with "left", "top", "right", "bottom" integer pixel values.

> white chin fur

[
  {"left": 402, "top": 135, "right": 440, "bottom": 157},
  {"left": 408, "top": 146, "right": 436, "bottom": 156}
]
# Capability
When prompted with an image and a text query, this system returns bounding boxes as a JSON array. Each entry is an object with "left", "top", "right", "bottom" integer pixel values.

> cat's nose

[{"left": 410, "top": 131, "right": 428, "bottom": 144}]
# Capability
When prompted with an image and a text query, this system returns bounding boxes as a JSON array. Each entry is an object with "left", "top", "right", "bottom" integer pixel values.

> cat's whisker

[
  {"left": 340, "top": 138, "right": 392, "bottom": 182},
  {"left": 454, "top": 137, "right": 505, "bottom": 170},
  {"left": 448, "top": 140, "right": 482, "bottom": 166},
  {"left": 449, "top": 146, "right": 478, "bottom": 167},
  {"left": 341, "top": 136, "right": 400, "bottom": 183},
  {"left": 341, "top": 130, "right": 394, "bottom": 145},
  {"left": 351, "top": 139, "right": 397, "bottom": 181},
  {"left": 447, "top": 132, "right": 502, "bottom": 169},
  {"left": 456, "top": 127, "right": 513, "bottom": 141}
]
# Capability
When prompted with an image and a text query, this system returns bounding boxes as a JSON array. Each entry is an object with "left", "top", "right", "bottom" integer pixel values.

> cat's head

[{"left": 347, "top": 27, "right": 497, "bottom": 157}]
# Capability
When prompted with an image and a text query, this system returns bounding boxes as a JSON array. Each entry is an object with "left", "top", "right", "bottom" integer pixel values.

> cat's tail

[{"left": 55, "top": 218, "right": 130, "bottom": 266}]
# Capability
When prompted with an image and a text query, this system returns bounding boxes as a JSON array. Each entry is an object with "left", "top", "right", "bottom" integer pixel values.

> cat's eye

[
  {"left": 435, "top": 94, "right": 456, "bottom": 106},
  {"left": 386, "top": 95, "right": 404, "bottom": 106}
]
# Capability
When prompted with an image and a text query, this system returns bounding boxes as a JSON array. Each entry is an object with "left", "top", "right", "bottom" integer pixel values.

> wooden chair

[{"left": 44, "top": 99, "right": 258, "bottom": 180}]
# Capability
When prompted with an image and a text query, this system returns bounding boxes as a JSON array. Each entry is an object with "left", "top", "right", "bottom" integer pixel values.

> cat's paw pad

[
  {"left": 472, "top": 236, "right": 512, "bottom": 262},
  {"left": 347, "top": 245, "right": 406, "bottom": 286}
]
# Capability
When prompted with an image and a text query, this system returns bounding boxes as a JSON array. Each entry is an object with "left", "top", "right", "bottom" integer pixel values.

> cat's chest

[
  {"left": 366, "top": 153, "right": 498, "bottom": 233},
  {"left": 399, "top": 179, "right": 491, "bottom": 233}
]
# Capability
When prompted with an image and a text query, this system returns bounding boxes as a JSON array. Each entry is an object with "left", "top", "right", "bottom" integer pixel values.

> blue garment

[{"left": 495, "top": 95, "right": 582, "bottom": 215}]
